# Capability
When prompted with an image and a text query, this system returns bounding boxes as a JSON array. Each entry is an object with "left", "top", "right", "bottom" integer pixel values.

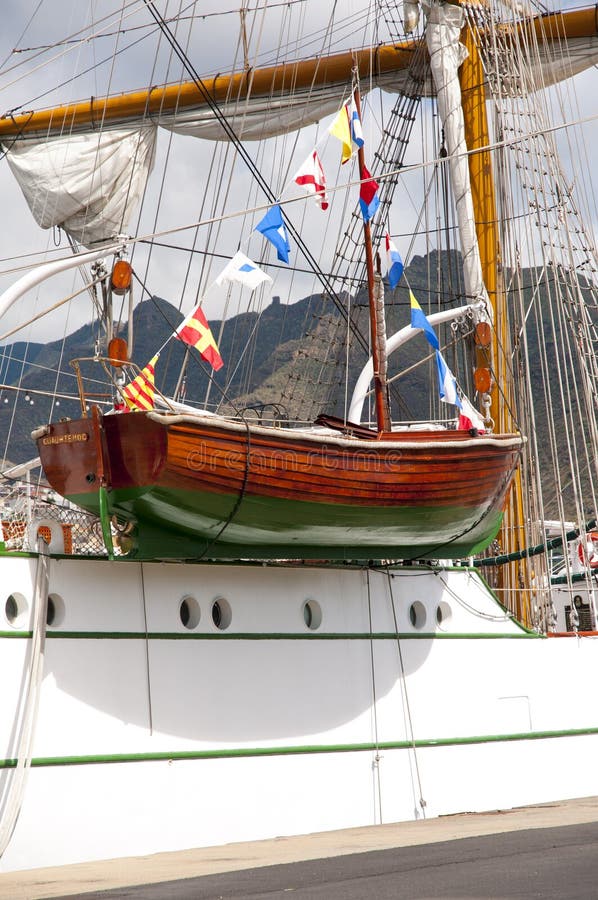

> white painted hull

[{"left": 2, "top": 553, "right": 598, "bottom": 872}]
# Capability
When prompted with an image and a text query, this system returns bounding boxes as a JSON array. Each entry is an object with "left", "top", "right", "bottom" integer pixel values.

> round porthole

[
  {"left": 47, "top": 593, "right": 65, "bottom": 627},
  {"left": 436, "top": 601, "right": 452, "bottom": 628},
  {"left": 212, "top": 597, "right": 232, "bottom": 630},
  {"left": 179, "top": 595, "right": 200, "bottom": 629},
  {"left": 408, "top": 601, "right": 427, "bottom": 630},
  {"left": 303, "top": 599, "right": 322, "bottom": 630},
  {"left": 5, "top": 592, "right": 28, "bottom": 628}
]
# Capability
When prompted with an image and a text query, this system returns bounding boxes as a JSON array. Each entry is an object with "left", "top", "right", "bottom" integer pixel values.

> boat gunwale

[{"left": 146, "top": 410, "right": 525, "bottom": 451}]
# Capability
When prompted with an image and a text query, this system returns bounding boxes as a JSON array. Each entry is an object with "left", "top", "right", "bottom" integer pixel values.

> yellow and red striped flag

[
  {"left": 175, "top": 304, "right": 223, "bottom": 371},
  {"left": 122, "top": 354, "right": 159, "bottom": 411}
]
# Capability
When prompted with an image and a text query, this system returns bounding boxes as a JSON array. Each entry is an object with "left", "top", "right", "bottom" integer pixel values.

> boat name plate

[{"left": 41, "top": 433, "right": 89, "bottom": 445}]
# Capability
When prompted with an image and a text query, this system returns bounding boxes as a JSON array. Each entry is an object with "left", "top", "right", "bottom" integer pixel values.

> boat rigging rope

[
  {"left": 384, "top": 566, "right": 427, "bottom": 819},
  {"left": 0, "top": 539, "right": 49, "bottom": 859},
  {"left": 141, "top": 0, "right": 372, "bottom": 358},
  {"left": 195, "top": 416, "right": 252, "bottom": 560},
  {"left": 139, "top": 563, "right": 154, "bottom": 737},
  {"left": 366, "top": 568, "right": 383, "bottom": 823}
]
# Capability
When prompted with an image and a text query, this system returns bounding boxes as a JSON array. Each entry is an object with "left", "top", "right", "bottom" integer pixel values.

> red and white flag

[{"left": 293, "top": 150, "right": 328, "bottom": 210}]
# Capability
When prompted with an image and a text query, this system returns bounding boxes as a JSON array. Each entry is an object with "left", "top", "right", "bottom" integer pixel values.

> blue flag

[
  {"left": 385, "top": 233, "right": 404, "bottom": 289},
  {"left": 409, "top": 291, "right": 439, "bottom": 350},
  {"left": 255, "top": 204, "right": 290, "bottom": 263},
  {"left": 436, "top": 351, "right": 462, "bottom": 409}
]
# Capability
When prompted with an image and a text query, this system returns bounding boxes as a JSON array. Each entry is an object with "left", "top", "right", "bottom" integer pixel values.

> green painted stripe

[
  {"left": 2, "top": 726, "right": 598, "bottom": 770},
  {"left": 67, "top": 477, "right": 506, "bottom": 561},
  {"left": 0, "top": 548, "right": 475, "bottom": 573},
  {"left": 98, "top": 485, "right": 114, "bottom": 560},
  {"left": 0, "top": 630, "right": 542, "bottom": 640}
]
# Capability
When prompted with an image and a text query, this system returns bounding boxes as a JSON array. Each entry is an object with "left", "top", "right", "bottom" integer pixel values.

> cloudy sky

[
  {"left": 0, "top": 0, "right": 399, "bottom": 346},
  {"left": 0, "top": 0, "right": 596, "bottom": 348}
]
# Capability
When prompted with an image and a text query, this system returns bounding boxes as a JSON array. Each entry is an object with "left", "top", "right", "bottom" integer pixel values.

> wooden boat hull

[{"left": 35, "top": 410, "right": 523, "bottom": 560}]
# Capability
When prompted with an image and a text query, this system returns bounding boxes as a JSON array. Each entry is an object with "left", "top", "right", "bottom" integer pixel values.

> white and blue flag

[
  {"left": 215, "top": 251, "right": 272, "bottom": 292},
  {"left": 385, "top": 233, "right": 404, "bottom": 289},
  {"left": 435, "top": 350, "right": 462, "bottom": 409}
]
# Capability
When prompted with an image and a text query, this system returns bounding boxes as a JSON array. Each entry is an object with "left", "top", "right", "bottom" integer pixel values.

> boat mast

[
  {"left": 459, "top": 6, "right": 528, "bottom": 615},
  {"left": 354, "top": 84, "right": 391, "bottom": 433}
]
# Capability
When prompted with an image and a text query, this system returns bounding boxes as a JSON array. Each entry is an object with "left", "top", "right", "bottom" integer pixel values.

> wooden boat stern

[{"left": 34, "top": 409, "right": 168, "bottom": 502}]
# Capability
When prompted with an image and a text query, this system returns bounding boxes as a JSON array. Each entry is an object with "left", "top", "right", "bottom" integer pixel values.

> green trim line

[
  {"left": 3, "top": 726, "right": 598, "bottom": 770},
  {"left": 98, "top": 485, "right": 114, "bottom": 560},
  {"left": 475, "top": 517, "right": 598, "bottom": 568},
  {"left": 0, "top": 630, "right": 543, "bottom": 640}
]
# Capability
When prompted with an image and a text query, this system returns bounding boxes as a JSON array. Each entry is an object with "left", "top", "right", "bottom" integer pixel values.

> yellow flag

[{"left": 328, "top": 104, "right": 352, "bottom": 164}]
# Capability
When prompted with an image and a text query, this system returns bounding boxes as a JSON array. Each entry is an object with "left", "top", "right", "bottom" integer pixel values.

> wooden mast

[
  {"left": 459, "top": 10, "right": 529, "bottom": 622},
  {"left": 354, "top": 84, "right": 391, "bottom": 433}
]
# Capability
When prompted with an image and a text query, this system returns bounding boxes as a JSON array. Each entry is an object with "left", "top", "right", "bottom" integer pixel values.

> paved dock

[{"left": 2, "top": 796, "right": 598, "bottom": 899}]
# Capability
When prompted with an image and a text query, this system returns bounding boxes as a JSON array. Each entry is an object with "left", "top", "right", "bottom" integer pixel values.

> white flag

[
  {"left": 435, "top": 351, "right": 461, "bottom": 407},
  {"left": 215, "top": 251, "right": 272, "bottom": 292}
]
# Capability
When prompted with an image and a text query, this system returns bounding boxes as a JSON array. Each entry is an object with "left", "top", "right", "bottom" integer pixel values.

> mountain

[
  {"left": 0, "top": 250, "right": 589, "bottom": 521},
  {"left": 0, "top": 291, "right": 332, "bottom": 462}
]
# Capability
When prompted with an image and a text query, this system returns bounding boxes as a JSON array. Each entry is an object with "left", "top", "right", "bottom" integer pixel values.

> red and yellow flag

[
  {"left": 122, "top": 354, "right": 159, "bottom": 411},
  {"left": 175, "top": 304, "right": 223, "bottom": 371}
]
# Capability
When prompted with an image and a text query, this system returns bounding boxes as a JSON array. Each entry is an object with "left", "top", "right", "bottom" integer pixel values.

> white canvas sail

[
  {"left": 5, "top": 126, "right": 156, "bottom": 245},
  {"left": 425, "top": 0, "right": 490, "bottom": 309}
]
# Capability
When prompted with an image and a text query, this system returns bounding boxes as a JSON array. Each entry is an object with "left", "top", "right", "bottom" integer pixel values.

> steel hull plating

[{"left": 2, "top": 553, "right": 598, "bottom": 872}]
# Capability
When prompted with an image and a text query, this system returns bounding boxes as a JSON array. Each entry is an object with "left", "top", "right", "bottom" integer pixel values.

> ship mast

[
  {"left": 459, "top": 5, "right": 528, "bottom": 617},
  {"left": 354, "top": 85, "right": 391, "bottom": 434}
]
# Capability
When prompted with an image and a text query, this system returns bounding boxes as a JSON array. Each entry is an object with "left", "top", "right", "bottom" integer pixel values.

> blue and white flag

[
  {"left": 385, "top": 233, "right": 404, "bottom": 289},
  {"left": 410, "top": 291, "right": 439, "bottom": 350},
  {"left": 435, "top": 350, "right": 462, "bottom": 409},
  {"left": 349, "top": 92, "right": 364, "bottom": 152},
  {"left": 255, "top": 204, "right": 291, "bottom": 263},
  {"left": 215, "top": 251, "right": 272, "bottom": 292}
]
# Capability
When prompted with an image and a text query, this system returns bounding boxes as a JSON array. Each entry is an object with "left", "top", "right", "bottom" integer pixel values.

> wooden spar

[
  {"left": 0, "top": 42, "right": 418, "bottom": 139},
  {"left": 1, "top": 6, "right": 597, "bottom": 139},
  {"left": 459, "top": 13, "right": 529, "bottom": 622},
  {"left": 353, "top": 85, "right": 391, "bottom": 434}
]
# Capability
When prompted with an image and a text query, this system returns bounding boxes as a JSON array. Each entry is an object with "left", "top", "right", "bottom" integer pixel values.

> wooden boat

[{"left": 35, "top": 408, "right": 522, "bottom": 559}]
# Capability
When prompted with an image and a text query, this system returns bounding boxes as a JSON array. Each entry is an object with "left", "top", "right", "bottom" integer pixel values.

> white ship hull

[{"left": 2, "top": 553, "right": 598, "bottom": 872}]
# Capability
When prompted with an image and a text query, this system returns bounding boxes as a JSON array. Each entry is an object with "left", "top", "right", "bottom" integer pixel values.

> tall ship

[{"left": 1, "top": 0, "right": 598, "bottom": 873}]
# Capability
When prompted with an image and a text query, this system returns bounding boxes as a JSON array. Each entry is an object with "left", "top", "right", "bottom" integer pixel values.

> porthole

[
  {"left": 47, "top": 593, "right": 65, "bottom": 627},
  {"left": 212, "top": 597, "right": 232, "bottom": 630},
  {"left": 303, "top": 599, "right": 322, "bottom": 630},
  {"left": 180, "top": 595, "right": 200, "bottom": 629},
  {"left": 5, "top": 592, "right": 27, "bottom": 628},
  {"left": 408, "top": 601, "right": 426, "bottom": 630},
  {"left": 436, "top": 601, "right": 452, "bottom": 628}
]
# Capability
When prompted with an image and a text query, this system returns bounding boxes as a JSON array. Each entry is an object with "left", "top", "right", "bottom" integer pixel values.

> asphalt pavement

[{"left": 2, "top": 796, "right": 598, "bottom": 900}]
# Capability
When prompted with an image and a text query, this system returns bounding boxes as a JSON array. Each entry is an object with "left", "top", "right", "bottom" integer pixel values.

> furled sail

[
  {"left": 2, "top": 5, "right": 598, "bottom": 246},
  {"left": 425, "top": 0, "right": 489, "bottom": 309},
  {"left": 5, "top": 127, "right": 156, "bottom": 246}
]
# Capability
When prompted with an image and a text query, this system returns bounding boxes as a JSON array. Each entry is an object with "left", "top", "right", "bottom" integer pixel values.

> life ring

[
  {"left": 27, "top": 519, "right": 65, "bottom": 555},
  {"left": 578, "top": 532, "right": 598, "bottom": 569}
]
